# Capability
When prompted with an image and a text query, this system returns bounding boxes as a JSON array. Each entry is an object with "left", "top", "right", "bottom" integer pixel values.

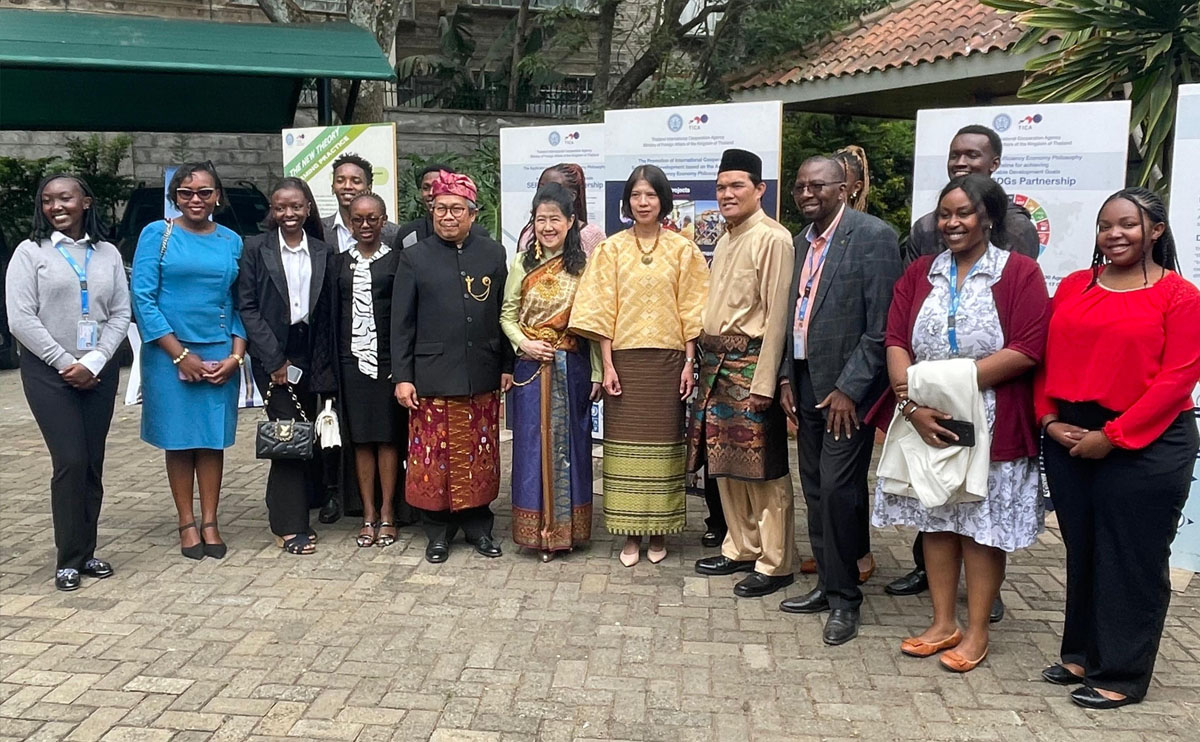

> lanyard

[
  {"left": 947, "top": 258, "right": 979, "bottom": 355},
  {"left": 796, "top": 243, "right": 829, "bottom": 325},
  {"left": 54, "top": 241, "right": 94, "bottom": 317}
]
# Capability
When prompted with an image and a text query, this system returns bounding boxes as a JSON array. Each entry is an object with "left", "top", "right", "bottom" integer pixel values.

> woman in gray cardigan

[{"left": 4, "top": 174, "right": 131, "bottom": 592}]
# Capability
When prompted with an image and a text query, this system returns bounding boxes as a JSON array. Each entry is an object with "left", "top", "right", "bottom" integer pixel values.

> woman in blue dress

[{"left": 131, "top": 162, "right": 247, "bottom": 561}]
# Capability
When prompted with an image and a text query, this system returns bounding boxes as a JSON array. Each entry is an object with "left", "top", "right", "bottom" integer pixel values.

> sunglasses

[{"left": 176, "top": 188, "right": 217, "bottom": 202}]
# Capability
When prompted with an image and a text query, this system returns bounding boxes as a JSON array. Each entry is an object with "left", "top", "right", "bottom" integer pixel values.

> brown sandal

[{"left": 356, "top": 522, "right": 378, "bottom": 548}]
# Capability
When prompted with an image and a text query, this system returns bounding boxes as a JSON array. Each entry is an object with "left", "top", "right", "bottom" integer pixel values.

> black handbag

[{"left": 255, "top": 383, "right": 314, "bottom": 460}]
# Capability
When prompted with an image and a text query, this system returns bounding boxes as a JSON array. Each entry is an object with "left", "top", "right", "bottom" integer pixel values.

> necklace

[{"left": 634, "top": 228, "right": 661, "bottom": 265}]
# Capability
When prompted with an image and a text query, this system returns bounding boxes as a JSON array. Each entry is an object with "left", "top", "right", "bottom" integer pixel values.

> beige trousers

[{"left": 718, "top": 474, "right": 796, "bottom": 576}]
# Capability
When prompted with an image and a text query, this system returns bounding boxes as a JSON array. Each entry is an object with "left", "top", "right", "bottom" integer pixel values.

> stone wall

[{"left": 0, "top": 109, "right": 560, "bottom": 190}]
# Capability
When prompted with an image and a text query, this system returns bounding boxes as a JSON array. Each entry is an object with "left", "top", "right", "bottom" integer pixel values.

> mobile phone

[
  {"left": 286, "top": 365, "right": 304, "bottom": 384},
  {"left": 936, "top": 418, "right": 976, "bottom": 447}
]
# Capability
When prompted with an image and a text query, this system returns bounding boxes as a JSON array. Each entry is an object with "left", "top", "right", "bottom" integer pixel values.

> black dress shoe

[
  {"left": 425, "top": 539, "right": 449, "bottom": 563},
  {"left": 1070, "top": 686, "right": 1140, "bottom": 709},
  {"left": 694, "top": 555, "right": 756, "bottom": 576},
  {"left": 884, "top": 568, "right": 928, "bottom": 596},
  {"left": 823, "top": 608, "right": 860, "bottom": 646},
  {"left": 989, "top": 596, "right": 1005, "bottom": 624},
  {"left": 733, "top": 572, "right": 794, "bottom": 598},
  {"left": 318, "top": 495, "right": 343, "bottom": 525},
  {"left": 472, "top": 536, "right": 503, "bottom": 558},
  {"left": 1041, "top": 664, "right": 1085, "bottom": 686},
  {"left": 700, "top": 530, "right": 726, "bottom": 548},
  {"left": 779, "top": 588, "right": 830, "bottom": 614},
  {"left": 81, "top": 559, "right": 114, "bottom": 579},
  {"left": 55, "top": 569, "right": 81, "bottom": 592}
]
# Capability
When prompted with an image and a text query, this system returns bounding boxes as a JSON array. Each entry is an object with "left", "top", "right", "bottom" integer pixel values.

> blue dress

[{"left": 130, "top": 220, "right": 246, "bottom": 450}]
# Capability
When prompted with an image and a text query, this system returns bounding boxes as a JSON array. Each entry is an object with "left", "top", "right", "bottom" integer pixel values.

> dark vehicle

[
  {"left": 114, "top": 180, "right": 270, "bottom": 264},
  {"left": 0, "top": 227, "right": 17, "bottom": 369}
]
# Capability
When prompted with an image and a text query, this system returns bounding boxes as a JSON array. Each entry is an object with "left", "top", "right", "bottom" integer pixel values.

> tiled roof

[{"left": 731, "top": 0, "right": 1025, "bottom": 91}]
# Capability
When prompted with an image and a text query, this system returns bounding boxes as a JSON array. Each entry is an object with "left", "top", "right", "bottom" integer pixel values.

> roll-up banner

[{"left": 913, "top": 101, "right": 1131, "bottom": 294}]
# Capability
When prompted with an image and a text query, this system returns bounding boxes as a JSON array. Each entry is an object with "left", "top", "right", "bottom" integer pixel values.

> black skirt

[{"left": 340, "top": 362, "right": 405, "bottom": 444}]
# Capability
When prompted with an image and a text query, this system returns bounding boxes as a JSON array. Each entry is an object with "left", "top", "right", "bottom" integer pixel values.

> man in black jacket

[
  {"left": 396, "top": 163, "right": 490, "bottom": 248},
  {"left": 392, "top": 171, "right": 513, "bottom": 564},
  {"left": 906, "top": 124, "right": 1040, "bottom": 264}
]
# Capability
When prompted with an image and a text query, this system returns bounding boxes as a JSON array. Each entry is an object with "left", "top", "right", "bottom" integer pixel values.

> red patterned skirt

[{"left": 406, "top": 392, "right": 501, "bottom": 512}]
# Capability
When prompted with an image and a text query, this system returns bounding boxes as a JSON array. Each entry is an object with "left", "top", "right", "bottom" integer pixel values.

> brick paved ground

[{"left": 1, "top": 368, "right": 1198, "bottom": 741}]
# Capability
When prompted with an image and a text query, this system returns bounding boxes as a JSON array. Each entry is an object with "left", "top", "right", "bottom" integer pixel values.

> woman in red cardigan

[
  {"left": 872, "top": 174, "right": 1050, "bottom": 672},
  {"left": 1036, "top": 188, "right": 1200, "bottom": 708}
]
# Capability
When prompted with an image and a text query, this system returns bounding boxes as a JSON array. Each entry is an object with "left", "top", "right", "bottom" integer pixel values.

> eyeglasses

[
  {"left": 433, "top": 204, "right": 470, "bottom": 218},
  {"left": 176, "top": 188, "right": 217, "bottom": 202},
  {"left": 350, "top": 215, "right": 383, "bottom": 227},
  {"left": 792, "top": 180, "right": 844, "bottom": 194}
]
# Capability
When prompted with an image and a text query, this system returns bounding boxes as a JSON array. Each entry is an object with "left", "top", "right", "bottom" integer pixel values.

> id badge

[
  {"left": 77, "top": 320, "right": 99, "bottom": 350},
  {"left": 793, "top": 330, "right": 805, "bottom": 360}
]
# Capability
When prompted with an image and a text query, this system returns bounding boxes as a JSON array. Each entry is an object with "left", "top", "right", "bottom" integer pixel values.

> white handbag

[{"left": 314, "top": 399, "right": 342, "bottom": 449}]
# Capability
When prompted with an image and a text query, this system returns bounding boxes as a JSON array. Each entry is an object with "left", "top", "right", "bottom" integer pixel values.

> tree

[
  {"left": 600, "top": 0, "right": 738, "bottom": 109},
  {"left": 255, "top": 0, "right": 405, "bottom": 123},
  {"left": 983, "top": 0, "right": 1200, "bottom": 189}
]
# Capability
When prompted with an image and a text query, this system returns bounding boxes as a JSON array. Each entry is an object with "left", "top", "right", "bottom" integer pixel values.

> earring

[{"left": 534, "top": 242, "right": 543, "bottom": 261}]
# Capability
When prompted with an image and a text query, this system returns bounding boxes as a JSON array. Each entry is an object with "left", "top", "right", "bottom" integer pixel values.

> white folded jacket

[{"left": 876, "top": 358, "right": 990, "bottom": 508}]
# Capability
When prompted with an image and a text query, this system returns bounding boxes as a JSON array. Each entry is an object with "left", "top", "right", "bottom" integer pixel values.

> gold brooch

[{"left": 465, "top": 275, "right": 492, "bottom": 302}]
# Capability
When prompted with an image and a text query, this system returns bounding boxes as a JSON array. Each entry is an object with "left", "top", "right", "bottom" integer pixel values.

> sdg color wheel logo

[{"left": 1011, "top": 193, "right": 1050, "bottom": 257}]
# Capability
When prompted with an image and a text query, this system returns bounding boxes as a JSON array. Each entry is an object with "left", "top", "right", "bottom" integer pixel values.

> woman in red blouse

[{"left": 1036, "top": 188, "right": 1200, "bottom": 708}]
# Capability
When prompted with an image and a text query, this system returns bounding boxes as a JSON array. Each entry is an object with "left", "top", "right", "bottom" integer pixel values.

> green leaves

[{"left": 982, "top": 0, "right": 1200, "bottom": 190}]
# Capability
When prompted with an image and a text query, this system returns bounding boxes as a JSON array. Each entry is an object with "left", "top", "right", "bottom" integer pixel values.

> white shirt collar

[
  {"left": 51, "top": 231, "right": 92, "bottom": 247},
  {"left": 279, "top": 229, "right": 309, "bottom": 254},
  {"left": 333, "top": 210, "right": 349, "bottom": 231}
]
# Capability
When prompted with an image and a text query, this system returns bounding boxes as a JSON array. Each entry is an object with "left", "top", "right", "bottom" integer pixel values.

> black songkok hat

[{"left": 718, "top": 148, "right": 762, "bottom": 180}]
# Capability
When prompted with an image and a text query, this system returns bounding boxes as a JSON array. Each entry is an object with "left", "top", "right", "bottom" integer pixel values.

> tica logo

[
  {"left": 1018, "top": 113, "right": 1044, "bottom": 129},
  {"left": 564, "top": 131, "right": 581, "bottom": 142},
  {"left": 689, "top": 114, "right": 709, "bottom": 130}
]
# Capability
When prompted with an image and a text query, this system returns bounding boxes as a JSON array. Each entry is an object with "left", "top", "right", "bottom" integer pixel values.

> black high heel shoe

[
  {"left": 201, "top": 521, "right": 227, "bottom": 560},
  {"left": 178, "top": 522, "right": 204, "bottom": 560}
]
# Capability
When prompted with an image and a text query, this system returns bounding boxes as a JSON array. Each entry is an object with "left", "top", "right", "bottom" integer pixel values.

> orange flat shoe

[
  {"left": 940, "top": 647, "right": 988, "bottom": 673},
  {"left": 900, "top": 629, "right": 963, "bottom": 658},
  {"left": 800, "top": 557, "right": 818, "bottom": 574},
  {"left": 857, "top": 553, "right": 876, "bottom": 585}
]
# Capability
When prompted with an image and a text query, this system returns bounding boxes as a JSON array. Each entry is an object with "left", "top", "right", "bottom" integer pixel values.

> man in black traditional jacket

[{"left": 392, "top": 171, "right": 514, "bottom": 564}]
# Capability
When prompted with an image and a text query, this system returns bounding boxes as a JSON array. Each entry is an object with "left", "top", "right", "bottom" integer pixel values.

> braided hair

[
  {"left": 833, "top": 145, "right": 870, "bottom": 212},
  {"left": 30, "top": 174, "right": 107, "bottom": 242},
  {"left": 523, "top": 182, "right": 585, "bottom": 275},
  {"left": 1087, "top": 187, "right": 1176, "bottom": 290},
  {"left": 540, "top": 163, "right": 589, "bottom": 225}
]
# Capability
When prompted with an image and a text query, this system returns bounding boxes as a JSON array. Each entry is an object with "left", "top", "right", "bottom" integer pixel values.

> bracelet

[
  {"left": 172, "top": 348, "right": 190, "bottom": 365},
  {"left": 685, "top": 356, "right": 696, "bottom": 364},
  {"left": 1043, "top": 420, "right": 1060, "bottom": 433},
  {"left": 900, "top": 401, "right": 919, "bottom": 421},
  {"left": 229, "top": 354, "right": 244, "bottom": 367}
]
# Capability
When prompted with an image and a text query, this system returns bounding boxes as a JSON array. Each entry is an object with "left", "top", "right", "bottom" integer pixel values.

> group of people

[{"left": 7, "top": 122, "right": 1200, "bottom": 711}]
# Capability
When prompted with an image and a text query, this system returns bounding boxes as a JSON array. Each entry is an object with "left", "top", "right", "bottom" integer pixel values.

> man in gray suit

[
  {"left": 320, "top": 152, "right": 401, "bottom": 254},
  {"left": 777, "top": 156, "right": 902, "bottom": 645}
]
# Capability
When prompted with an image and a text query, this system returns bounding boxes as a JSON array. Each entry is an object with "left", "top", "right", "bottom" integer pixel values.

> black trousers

[
  {"left": 1044, "top": 402, "right": 1196, "bottom": 700},
  {"left": 422, "top": 505, "right": 495, "bottom": 543},
  {"left": 21, "top": 353, "right": 119, "bottom": 571},
  {"left": 796, "top": 362, "right": 874, "bottom": 610},
  {"left": 250, "top": 324, "right": 323, "bottom": 537},
  {"left": 703, "top": 476, "right": 726, "bottom": 533}
]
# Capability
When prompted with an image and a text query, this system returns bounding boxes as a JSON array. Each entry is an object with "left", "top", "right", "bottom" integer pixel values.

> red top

[
  {"left": 1034, "top": 269, "right": 1200, "bottom": 449},
  {"left": 867, "top": 252, "right": 1050, "bottom": 461}
]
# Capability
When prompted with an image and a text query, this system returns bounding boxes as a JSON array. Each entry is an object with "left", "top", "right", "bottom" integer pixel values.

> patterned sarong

[
  {"left": 686, "top": 333, "right": 789, "bottom": 481},
  {"left": 406, "top": 392, "right": 501, "bottom": 512},
  {"left": 602, "top": 348, "right": 687, "bottom": 535}
]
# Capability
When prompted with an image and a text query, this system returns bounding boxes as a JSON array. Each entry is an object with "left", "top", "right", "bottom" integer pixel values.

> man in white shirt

[{"left": 319, "top": 153, "right": 401, "bottom": 252}]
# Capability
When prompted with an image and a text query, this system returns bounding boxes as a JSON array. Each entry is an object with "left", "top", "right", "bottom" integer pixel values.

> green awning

[{"left": 0, "top": 10, "right": 395, "bottom": 132}]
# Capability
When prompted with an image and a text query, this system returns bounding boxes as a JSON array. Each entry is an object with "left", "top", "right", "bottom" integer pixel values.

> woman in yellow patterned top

[
  {"left": 570, "top": 165, "right": 709, "bottom": 566},
  {"left": 501, "top": 184, "right": 602, "bottom": 563}
]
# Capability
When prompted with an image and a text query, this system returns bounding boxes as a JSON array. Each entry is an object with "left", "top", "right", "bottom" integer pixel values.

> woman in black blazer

[
  {"left": 237, "top": 178, "right": 336, "bottom": 555},
  {"left": 332, "top": 194, "right": 414, "bottom": 548}
]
